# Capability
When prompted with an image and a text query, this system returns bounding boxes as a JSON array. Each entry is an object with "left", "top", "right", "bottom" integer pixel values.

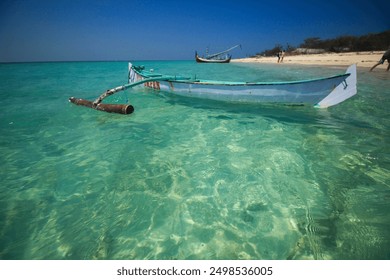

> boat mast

[{"left": 206, "top": 44, "right": 241, "bottom": 59}]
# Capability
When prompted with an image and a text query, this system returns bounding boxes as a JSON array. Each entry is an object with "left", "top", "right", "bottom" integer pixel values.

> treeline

[{"left": 255, "top": 30, "right": 390, "bottom": 57}]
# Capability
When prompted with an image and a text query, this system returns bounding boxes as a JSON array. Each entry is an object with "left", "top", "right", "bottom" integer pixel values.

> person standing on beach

[
  {"left": 370, "top": 49, "right": 390, "bottom": 71},
  {"left": 280, "top": 50, "right": 285, "bottom": 63}
]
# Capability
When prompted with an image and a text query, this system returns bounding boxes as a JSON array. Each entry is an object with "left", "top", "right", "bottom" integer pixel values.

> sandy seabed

[{"left": 233, "top": 51, "right": 388, "bottom": 70}]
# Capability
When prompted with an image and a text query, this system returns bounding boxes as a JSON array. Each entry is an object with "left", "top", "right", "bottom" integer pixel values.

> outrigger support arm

[
  {"left": 92, "top": 77, "right": 161, "bottom": 105},
  {"left": 93, "top": 75, "right": 191, "bottom": 105}
]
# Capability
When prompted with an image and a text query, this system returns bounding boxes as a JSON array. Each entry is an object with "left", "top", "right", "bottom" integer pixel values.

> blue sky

[{"left": 0, "top": 0, "right": 389, "bottom": 62}]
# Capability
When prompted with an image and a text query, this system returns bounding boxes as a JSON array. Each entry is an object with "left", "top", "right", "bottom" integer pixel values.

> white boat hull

[{"left": 129, "top": 63, "right": 357, "bottom": 108}]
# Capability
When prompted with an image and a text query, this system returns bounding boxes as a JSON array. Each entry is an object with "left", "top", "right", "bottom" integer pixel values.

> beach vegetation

[
  {"left": 255, "top": 29, "right": 390, "bottom": 57},
  {"left": 255, "top": 44, "right": 283, "bottom": 57}
]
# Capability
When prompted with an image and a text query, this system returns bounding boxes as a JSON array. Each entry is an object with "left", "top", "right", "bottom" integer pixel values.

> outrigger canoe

[
  {"left": 195, "top": 52, "right": 231, "bottom": 63},
  {"left": 69, "top": 62, "right": 357, "bottom": 114},
  {"left": 195, "top": 44, "right": 241, "bottom": 63},
  {"left": 129, "top": 63, "right": 357, "bottom": 108}
]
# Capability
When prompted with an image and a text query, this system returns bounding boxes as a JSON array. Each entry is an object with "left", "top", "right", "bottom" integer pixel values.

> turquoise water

[{"left": 0, "top": 61, "right": 389, "bottom": 260}]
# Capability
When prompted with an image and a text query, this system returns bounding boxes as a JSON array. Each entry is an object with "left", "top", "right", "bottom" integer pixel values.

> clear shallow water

[{"left": 0, "top": 61, "right": 389, "bottom": 260}]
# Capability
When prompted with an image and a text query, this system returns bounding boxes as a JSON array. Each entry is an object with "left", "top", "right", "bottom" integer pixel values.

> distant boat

[
  {"left": 195, "top": 44, "right": 240, "bottom": 63},
  {"left": 195, "top": 52, "right": 231, "bottom": 63}
]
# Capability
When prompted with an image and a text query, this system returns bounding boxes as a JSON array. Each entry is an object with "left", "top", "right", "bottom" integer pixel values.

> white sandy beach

[{"left": 233, "top": 51, "right": 388, "bottom": 69}]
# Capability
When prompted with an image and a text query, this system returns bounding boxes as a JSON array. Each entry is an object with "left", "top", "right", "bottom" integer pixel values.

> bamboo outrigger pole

[{"left": 69, "top": 97, "right": 135, "bottom": 114}]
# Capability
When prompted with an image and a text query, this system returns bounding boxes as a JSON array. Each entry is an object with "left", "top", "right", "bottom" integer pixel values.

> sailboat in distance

[{"left": 195, "top": 44, "right": 241, "bottom": 63}]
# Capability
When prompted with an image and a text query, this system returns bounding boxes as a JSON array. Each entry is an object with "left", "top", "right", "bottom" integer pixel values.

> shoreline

[{"left": 232, "top": 51, "right": 387, "bottom": 69}]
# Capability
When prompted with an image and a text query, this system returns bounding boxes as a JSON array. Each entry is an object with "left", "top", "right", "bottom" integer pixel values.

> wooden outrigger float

[
  {"left": 69, "top": 97, "right": 134, "bottom": 114},
  {"left": 69, "top": 62, "right": 357, "bottom": 114}
]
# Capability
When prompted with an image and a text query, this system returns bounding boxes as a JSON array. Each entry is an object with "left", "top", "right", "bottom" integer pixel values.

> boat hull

[
  {"left": 129, "top": 63, "right": 357, "bottom": 108},
  {"left": 155, "top": 77, "right": 346, "bottom": 105}
]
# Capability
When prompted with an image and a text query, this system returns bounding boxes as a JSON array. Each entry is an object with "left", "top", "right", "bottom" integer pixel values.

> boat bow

[{"left": 315, "top": 64, "right": 357, "bottom": 108}]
